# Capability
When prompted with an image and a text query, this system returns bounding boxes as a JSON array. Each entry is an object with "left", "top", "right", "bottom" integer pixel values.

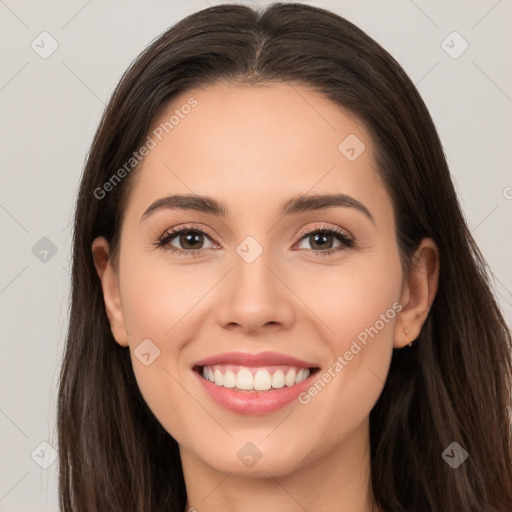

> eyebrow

[{"left": 140, "top": 193, "right": 375, "bottom": 225}]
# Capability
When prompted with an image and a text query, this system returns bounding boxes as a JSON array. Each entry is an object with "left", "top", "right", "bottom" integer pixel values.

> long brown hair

[{"left": 57, "top": 3, "right": 512, "bottom": 511}]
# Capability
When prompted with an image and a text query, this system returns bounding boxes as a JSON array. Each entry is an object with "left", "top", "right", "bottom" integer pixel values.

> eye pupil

[
  {"left": 160, "top": 227, "right": 350, "bottom": 256},
  {"left": 310, "top": 232, "right": 333, "bottom": 250},
  {"left": 180, "top": 231, "right": 203, "bottom": 250}
]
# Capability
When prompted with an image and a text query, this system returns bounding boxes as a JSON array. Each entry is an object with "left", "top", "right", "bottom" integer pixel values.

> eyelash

[
  {"left": 154, "top": 223, "right": 355, "bottom": 257},
  {"left": 154, "top": 224, "right": 355, "bottom": 257}
]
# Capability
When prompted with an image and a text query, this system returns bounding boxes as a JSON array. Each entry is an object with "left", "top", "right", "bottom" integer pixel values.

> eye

[
  {"left": 155, "top": 226, "right": 218, "bottom": 256},
  {"left": 295, "top": 226, "right": 354, "bottom": 256},
  {"left": 155, "top": 224, "right": 355, "bottom": 257}
]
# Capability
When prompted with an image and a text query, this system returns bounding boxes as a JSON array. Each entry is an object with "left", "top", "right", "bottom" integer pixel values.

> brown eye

[
  {"left": 175, "top": 231, "right": 205, "bottom": 250},
  {"left": 157, "top": 228, "right": 217, "bottom": 254},
  {"left": 296, "top": 228, "right": 354, "bottom": 255}
]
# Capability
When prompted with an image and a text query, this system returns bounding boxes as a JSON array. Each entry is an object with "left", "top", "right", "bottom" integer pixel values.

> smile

[
  {"left": 198, "top": 364, "right": 312, "bottom": 391},
  {"left": 192, "top": 351, "right": 320, "bottom": 414}
]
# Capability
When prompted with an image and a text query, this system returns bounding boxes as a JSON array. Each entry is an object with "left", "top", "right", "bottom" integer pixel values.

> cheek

[
  {"left": 116, "top": 249, "right": 229, "bottom": 440},
  {"left": 295, "top": 248, "right": 402, "bottom": 356},
  {"left": 328, "top": 268, "right": 400, "bottom": 355},
  {"left": 119, "top": 250, "right": 213, "bottom": 341},
  {"left": 293, "top": 248, "right": 402, "bottom": 430}
]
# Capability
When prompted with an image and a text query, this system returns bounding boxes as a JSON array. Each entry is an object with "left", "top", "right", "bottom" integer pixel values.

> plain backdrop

[{"left": 1, "top": 1, "right": 511, "bottom": 510}]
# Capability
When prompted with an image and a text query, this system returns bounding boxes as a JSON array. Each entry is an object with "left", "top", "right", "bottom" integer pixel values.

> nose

[{"left": 215, "top": 249, "right": 296, "bottom": 335}]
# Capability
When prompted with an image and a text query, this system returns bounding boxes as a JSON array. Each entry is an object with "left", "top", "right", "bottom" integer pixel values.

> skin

[{"left": 92, "top": 82, "right": 439, "bottom": 512}]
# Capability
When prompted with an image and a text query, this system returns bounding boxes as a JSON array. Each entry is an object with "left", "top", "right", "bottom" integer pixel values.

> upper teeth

[{"left": 201, "top": 365, "right": 311, "bottom": 391}]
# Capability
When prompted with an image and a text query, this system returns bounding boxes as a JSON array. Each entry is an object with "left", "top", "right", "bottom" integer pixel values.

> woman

[{"left": 57, "top": 3, "right": 512, "bottom": 511}]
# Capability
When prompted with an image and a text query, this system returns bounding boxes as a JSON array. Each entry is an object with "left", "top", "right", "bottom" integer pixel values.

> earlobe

[
  {"left": 394, "top": 238, "right": 440, "bottom": 349},
  {"left": 91, "top": 236, "right": 129, "bottom": 347}
]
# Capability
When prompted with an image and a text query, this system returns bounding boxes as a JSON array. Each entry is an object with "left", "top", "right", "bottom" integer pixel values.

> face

[{"left": 94, "top": 82, "right": 410, "bottom": 478}]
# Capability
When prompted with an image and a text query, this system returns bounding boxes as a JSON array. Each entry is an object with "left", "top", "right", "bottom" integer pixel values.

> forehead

[{"left": 125, "top": 82, "right": 390, "bottom": 224}]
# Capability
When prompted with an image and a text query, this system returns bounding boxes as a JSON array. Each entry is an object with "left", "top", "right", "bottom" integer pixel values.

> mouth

[
  {"left": 193, "top": 364, "right": 320, "bottom": 392},
  {"left": 191, "top": 351, "right": 321, "bottom": 415}
]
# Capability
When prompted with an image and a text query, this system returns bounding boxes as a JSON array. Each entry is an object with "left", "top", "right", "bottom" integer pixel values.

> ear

[
  {"left": 91, "top": 236, "right": 129, "bottom": 347},
  {"left": 394, "top": 237, "right": 440, "bottom": 348}
]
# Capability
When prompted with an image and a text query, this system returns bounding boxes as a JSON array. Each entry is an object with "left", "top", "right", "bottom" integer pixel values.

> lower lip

[{"left": 194, "top": 369, "right": 316, "bottom": 415}]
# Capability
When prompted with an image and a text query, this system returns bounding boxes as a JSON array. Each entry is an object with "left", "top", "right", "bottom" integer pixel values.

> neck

[{"left": 181, "top": 418, "right": 377, "bottom": 512}]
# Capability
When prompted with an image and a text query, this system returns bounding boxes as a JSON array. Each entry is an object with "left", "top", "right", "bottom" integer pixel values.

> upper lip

[{"left": 193, "top": 351, "right": 319, "bottom": 369}]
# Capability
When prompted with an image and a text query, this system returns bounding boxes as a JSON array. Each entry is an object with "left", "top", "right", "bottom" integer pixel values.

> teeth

[
  {"left": 254, "top": 369, "right": 272, "bottom": 391},
  {"left": 214, "top": 369, "right": 223, "bottom": 386},
  {"left": 285, "top": 369, "right": 296, "bottom": 387},
  {"left": 200, "top": 365, "right": 312, "bottom": 391},
  {"left": 236, "top": 368, "right": 253, "bottom": 390},
  {"left": 223, "top": 370, "right": 236, "bottom": 388},
  {"left": 271, "top": 370, "right": 285, "bottom": 389},
  {"left": 295, "top": 368, "right": 309, "bottom": 383}
]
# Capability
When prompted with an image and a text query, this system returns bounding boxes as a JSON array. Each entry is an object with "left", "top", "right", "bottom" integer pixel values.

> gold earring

[{"left": 404, "top": 328, "right": 414, "bottom": 347}]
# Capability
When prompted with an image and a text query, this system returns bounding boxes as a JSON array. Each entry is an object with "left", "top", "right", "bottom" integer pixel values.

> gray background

[{"left": 1, "top": 0, "right": 511, "bottom": 510}]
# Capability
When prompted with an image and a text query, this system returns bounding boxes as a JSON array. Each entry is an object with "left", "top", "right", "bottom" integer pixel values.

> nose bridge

[
  {"left": 215, "top": 236, "right": 295, "bottom": 332},
  {"left": 232, "top": 237, "right": 281, "bottom": 308}
]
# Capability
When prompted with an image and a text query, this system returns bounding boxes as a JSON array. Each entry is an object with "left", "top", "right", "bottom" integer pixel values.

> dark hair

[{"left": 57, "top": 3, "right": 512, "bottom": 511}]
